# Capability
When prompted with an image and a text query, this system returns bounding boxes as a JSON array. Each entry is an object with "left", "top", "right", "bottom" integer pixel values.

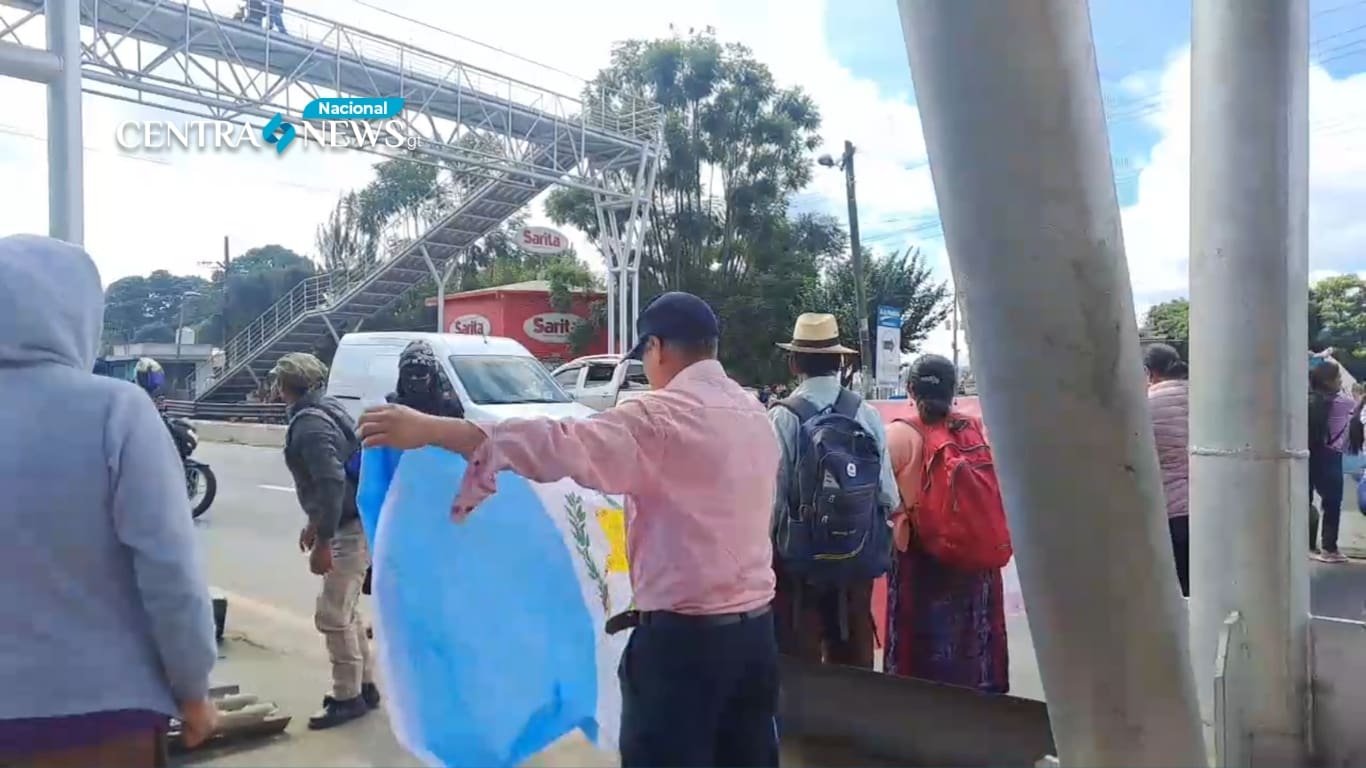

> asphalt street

[{"left": 186, "top": 440, "right": 1366, "bottom": 766}]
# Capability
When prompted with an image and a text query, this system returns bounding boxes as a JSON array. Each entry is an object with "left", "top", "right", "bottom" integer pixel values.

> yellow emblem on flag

[{"left": 595, "top": 505, "right": 629, "bottom": 575}]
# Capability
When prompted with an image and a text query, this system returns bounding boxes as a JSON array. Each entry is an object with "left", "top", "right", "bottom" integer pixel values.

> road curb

[{"left": 193, "top": 420, "right": 286, "bottom": 448}]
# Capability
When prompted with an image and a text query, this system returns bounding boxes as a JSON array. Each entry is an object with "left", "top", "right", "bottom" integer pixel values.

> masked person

[
  {"left": 270, "top": 352, "right": 379, "bottom": 729},
  {"left": 387, "top": 340, "right": 464, "bottom": 417},
  {"left": 358, "top": 341, "right": 464, "bottom": 599}
]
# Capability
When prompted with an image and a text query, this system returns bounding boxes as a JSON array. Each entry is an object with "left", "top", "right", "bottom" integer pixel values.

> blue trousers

[
  {"left": 1309, "top": 448, "right": 1344, "bottom": 552},
  {"left": 618, "top": 609, "right": 779, "bottom": 768}
]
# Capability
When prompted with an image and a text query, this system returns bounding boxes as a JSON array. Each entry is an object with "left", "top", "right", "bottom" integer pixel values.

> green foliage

[
  {"left": 1140, "top": 284, "right": 1366, "bottom": 379},
  {"left": 1311, "top": 275, "right": 1366, "bottom": 378},
  {"left": 1143, "top": 299, "right": 1190, "bottom": 345},
  {"left": 102, "top": 270, "right": 213, "bottom": 344},
  {"left": 547, "top": 30, "right": 946, "bottom": 384},
  {"left": 812, "top": 247, "right": 950, "bottom": 360}
]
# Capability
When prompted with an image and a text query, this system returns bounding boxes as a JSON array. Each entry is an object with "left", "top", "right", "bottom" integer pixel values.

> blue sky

[
  {"left": 3, "top": 0, "right": 1365, "bottom": 328},
  {"left": 818, "top": 0, "right": 1366, "bottom": 258}
]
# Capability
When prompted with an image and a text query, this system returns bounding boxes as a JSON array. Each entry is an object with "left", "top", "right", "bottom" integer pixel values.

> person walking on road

[
  {"left": 768, "top": 313, "right": 898, "bottom": 669},
  {"left": 884, "top": 355, "right": 1010, "bottom": 693},
  {"left": 271, "top": 352, "right": 380, "bottom": 730},
  {"left": 1309, "top": 358, "right": 1355, "bottom": 563},
  {"left": 1143, "top": 343, "right": 1192, "bottom": 595},
  {"left": 357, "top": 292, "right": 783, "bottom": 768},
  {"left": 0, "top": 235, "right": 219, "bottom": 766}
]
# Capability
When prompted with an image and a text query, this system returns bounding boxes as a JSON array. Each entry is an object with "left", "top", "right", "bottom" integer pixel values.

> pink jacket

[{"left": 1146, "top": 380, "right": 1189, "bottom": 519}]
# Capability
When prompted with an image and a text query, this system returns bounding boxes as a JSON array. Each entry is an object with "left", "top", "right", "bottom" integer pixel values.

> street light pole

[
  {"left": 821, "top": 141, "right": 872, "bottom": 396},
  {"left": 176, "top": 290, "right": 203, "bottom": 394}
]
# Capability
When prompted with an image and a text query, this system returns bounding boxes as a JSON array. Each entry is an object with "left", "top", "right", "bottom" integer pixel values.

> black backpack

[{"left": 775, "top": 389, "right": 890, "bottom": 584}]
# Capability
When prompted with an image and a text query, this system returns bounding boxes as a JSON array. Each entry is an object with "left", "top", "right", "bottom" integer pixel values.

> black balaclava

[{"left": 394, "top": 340, "right": 443, "bottom": 415}]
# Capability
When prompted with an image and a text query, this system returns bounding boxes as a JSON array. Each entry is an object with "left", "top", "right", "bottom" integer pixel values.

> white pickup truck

[{"left": 550, "top": 354, "right": 653, "bottom": 411}]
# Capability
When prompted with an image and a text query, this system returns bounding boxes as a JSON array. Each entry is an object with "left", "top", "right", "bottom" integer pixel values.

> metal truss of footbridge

[{"left": 0, "top": 0, "right": 662, "bottom": 402}]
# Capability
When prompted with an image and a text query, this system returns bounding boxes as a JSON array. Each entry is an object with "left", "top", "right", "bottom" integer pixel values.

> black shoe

[
  {"left": 307, "top": 694, "right": 369, "bottom": 730},
  {"left": 361, "top": 682, "right": 381, "bottom": 710}
]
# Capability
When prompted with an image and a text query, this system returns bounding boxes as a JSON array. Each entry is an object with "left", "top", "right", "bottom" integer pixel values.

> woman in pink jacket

[{"left": 1144, "top": 344, "right": 1190, "bottom": 596}]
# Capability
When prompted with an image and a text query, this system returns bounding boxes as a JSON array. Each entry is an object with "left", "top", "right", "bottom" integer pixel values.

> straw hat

[{"left": 776, "top": 313, "right": 857, "bottom": 355}]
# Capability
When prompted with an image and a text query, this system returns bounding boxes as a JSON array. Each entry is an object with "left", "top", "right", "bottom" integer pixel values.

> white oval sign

[
  {"left": 447, "top": 313, "right": 492, "bottom": 335},
  {"left": 523, "top": 312, "right": 583, "bottom": 344},
  {"left": 518, "top": 226, "right": 569, "bottom": 255}
]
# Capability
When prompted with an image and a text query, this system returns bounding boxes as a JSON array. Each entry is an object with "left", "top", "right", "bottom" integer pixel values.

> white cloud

[
  {"left": 1121, "top": 48, "right": 1366, "bottom": 308},
  {"left": 0, "top": 0, "right": 939, "bottom": 290}
]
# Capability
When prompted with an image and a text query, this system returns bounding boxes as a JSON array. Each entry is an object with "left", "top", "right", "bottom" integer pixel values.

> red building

[{"left": 425, "top": 280, "right": 608, "bottom": 365}]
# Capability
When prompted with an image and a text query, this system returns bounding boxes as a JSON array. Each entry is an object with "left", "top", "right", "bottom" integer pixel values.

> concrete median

[{"left": 193, "top": 420, "right": 286, "bottom": 448}]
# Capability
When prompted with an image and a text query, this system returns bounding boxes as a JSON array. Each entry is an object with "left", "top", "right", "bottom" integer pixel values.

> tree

[
  {"left": 316, "top": 191, "right": 378, "bottom": 271},
  {"left": 1311, "top": 275, "right": 1366, "bottom": 378},
  {"left": 218, "top": 245, "right": 315, "bottom": 344},
  {"left": 548, "top": 30, "right": 821, "bottom": 292},
  {"left": 1143, "top": 299, "right": 1190, "bottom": 347},
  {"left": 545, "top": 31, "right": 948, "bottom": 384},
  {"left": 813, "top": 247, "right": 950, "bottom": 360},
  {"left": 102, "top": 270, "right": 213, "bottom": 344}
]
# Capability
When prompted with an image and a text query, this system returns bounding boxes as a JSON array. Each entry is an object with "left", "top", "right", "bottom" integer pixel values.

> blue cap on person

[{"left": 625, "top": 291, "right": 720, "bottom": 360}]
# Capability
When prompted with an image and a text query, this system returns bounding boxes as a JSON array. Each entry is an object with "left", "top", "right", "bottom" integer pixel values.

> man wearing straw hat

[{"left": 768, "top": 313, "right": 899, "bottom": 669}]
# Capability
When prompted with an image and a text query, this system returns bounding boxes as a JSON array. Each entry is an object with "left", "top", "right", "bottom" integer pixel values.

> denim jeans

[{"left": 1309, "top": 448, "right": 1344, "bottom": 552}]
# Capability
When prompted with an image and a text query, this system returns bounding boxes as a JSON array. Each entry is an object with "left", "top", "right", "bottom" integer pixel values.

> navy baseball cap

[{"left": 625, "top": 292, "right": 720, "bottom": 360}]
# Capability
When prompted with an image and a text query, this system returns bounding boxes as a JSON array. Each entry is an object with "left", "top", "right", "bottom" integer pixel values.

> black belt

[{"left": 605, "top": 605, "right": 771, "bottom": 635}]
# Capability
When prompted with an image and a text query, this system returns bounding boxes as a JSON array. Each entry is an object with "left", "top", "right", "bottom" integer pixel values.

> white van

[{"left": 326, "top": 332, "right": 595, "bottom": 424}]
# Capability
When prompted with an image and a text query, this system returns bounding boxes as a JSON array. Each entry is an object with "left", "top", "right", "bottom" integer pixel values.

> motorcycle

[{"left": 166, "top": 416, "right": 217, "bottom": 519}]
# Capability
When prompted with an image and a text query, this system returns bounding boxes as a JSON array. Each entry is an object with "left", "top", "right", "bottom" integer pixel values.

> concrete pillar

[
  {"left": 896, "top": 1, "right": 1207, "bottom": 764},
  {"left": 1189, "top": 0, "right": 1311, "bottom": 764}
]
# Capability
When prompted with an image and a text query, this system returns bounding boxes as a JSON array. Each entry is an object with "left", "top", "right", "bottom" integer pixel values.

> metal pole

[
  {"left": 897, "top": 2, "right": 1207, "bottom": 765},
  {"left": 951, "top": 287, "right": 960, "bottom": 376},
  {"left": 0, "top": 40, "right": 61, "bottom": 84},
  {"left": 606, "top": 269, "right": 617, "bottom": 356},
  {"left": 1189, "top": 0, "right": 1310, "bottom": 764},
  {"left": 46, "top": 0, "right": 84, "bottom": 244},
  {"left": 631, "top": 267, "right": 640, "bottom": 349},
  {"left": 843, "top": 141, "right": 872, "bottom": 396}
]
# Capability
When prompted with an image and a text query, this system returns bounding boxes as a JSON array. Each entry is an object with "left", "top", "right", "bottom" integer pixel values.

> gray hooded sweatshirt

[{"left": 0, "top": 235, "right": 217, "bottom": 720}]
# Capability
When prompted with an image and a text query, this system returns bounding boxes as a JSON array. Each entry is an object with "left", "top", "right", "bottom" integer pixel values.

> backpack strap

[
  {"left": 832, "top": 388, "right": 863, "bottom": 418},
  {"left": 776, "top": 395, "right": 820, "bottom": 424},
  {"left": 291, "top": 405, "right": 359, "bottom": 450}
]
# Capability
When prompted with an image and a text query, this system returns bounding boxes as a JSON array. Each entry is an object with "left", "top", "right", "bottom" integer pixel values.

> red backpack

[{"left": 897, "top": 412, "right": 1013, "bottom": 571}]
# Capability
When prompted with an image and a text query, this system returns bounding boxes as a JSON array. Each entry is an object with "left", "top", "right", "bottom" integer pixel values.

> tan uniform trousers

[{"left": 316, "top": 521, "right": 374, "bottom": 700}]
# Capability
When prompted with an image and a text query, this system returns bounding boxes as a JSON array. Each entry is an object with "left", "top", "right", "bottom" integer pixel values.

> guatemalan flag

[{"left": 356, "top": 445, "right": 633, "bottom": 767}]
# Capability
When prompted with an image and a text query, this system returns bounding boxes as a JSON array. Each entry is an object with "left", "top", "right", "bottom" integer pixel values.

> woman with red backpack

[{"left": 884, "top": 355, "right": 1010, "bottom": 693}]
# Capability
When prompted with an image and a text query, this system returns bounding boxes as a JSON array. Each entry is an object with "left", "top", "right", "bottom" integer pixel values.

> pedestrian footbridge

[{"left": 0, "top": 0, "right": 662, "bottom": 401}]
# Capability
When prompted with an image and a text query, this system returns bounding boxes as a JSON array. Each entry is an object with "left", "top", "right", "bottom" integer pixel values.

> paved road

[{"left": 188, "top": 440, "right": 1366, "bottom": 765}]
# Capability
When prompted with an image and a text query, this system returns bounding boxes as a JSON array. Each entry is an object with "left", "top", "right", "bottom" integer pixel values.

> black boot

[
  {"left": 307, "top": 694, "right": 369, "bottom": 730},
  {"left": 362, "top": 682, "right": 381, "bottom": 710}
]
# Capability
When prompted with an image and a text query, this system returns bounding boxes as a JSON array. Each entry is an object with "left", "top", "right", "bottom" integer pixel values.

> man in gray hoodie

[
  {"left": 271, "top": 352, "right": 378, "bottom": 730},
  {"left": 0, "top": 235, "right": 218, "bottom": 763}
]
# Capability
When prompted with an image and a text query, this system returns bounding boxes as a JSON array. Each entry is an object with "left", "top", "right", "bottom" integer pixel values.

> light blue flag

[{"left": 356, "top": 446, "right": 632, "bottom": 767}]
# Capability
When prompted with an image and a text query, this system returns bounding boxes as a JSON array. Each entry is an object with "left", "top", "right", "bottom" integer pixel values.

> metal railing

[
  {"left": 161, "top": 399, "right": 287, "bottom": 424},
  {"left": 218, "top": 201, "right": 450, "bottom": 378}
]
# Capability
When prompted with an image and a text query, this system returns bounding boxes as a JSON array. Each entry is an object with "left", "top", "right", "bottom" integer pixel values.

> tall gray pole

[
  {"left": 897, "top": 2, "right": 1206, "bottom": 765},
  {"left": 45, "top": 0, "right": 83, "bottom": 245},
  {"left": 843, "top": 141, "right": 872, "bottom": 396},
  {"left": 1189, "top": 1, "right": 1310, "bottom": 764}
]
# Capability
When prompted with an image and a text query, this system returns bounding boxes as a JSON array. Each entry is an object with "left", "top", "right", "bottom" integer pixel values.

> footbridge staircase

[{"left": 0, "top": 0, "right": 663, "bottom": 402}]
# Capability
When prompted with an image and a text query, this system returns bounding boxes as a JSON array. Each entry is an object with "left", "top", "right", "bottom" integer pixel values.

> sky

[{"left": 2, "top": 0, "right": 1366, "bottom": 363}]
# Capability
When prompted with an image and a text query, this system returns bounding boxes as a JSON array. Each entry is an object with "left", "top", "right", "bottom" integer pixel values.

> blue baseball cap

[{"left": 625, "top": 291, "right": 720, "bottom": 360}]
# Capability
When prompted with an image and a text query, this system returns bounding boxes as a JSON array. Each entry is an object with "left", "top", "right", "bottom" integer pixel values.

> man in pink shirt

[{"left": 358, "top": 292, "right": 782, "bottom": 767}]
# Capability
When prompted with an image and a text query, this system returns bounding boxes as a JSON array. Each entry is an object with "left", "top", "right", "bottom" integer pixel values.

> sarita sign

[
  {"left": 518, "top": 226, "right": 569, "bottom": 255},
  {"left": 524, "top": 312, "right": 584, "bottom": 344},
  {"left": 447, "top": 314, "right": 492, "bottom": 335}
]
